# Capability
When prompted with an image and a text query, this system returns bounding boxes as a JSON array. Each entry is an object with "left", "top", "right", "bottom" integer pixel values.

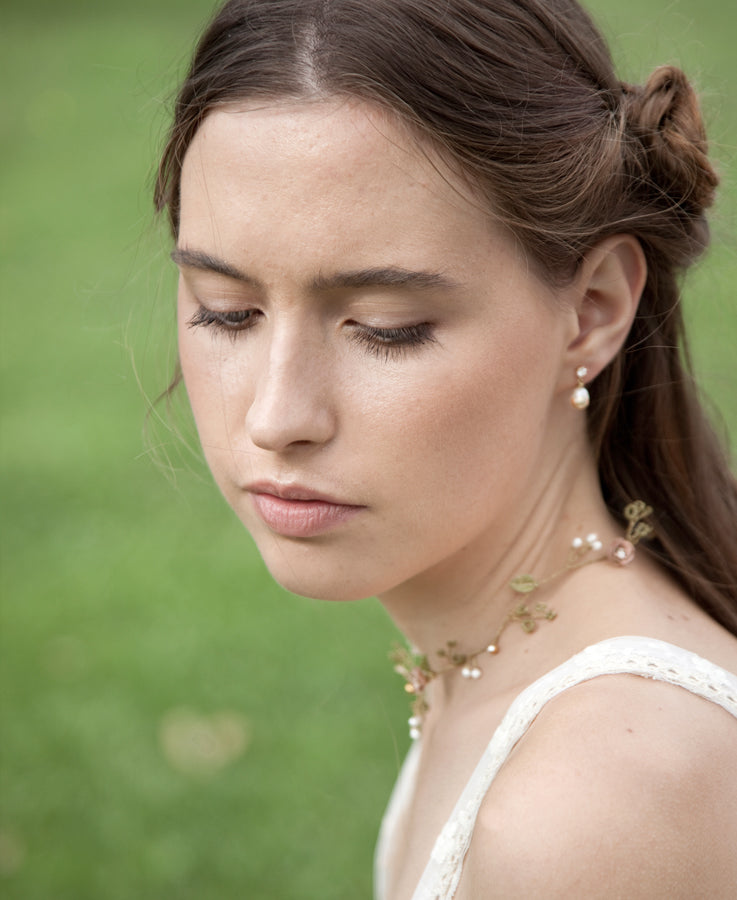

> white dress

[{"left": 374, "top": 636, "right": 737, "bottom": 900}]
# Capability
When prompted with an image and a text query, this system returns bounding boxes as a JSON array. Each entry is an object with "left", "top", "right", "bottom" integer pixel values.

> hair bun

[{"left": 623, "top": 65, "right": 718, "bottom": 216}]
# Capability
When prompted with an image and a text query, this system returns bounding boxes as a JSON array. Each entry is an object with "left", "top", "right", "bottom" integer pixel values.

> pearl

[
  {"left": 586, "top": 533, "right": 598, "bottom": 545},
  {"left": 461, "top": 666, "right": 471, "bottom": 678},
  {"left": 572, "top": 536, "right": 583, "bottom": 549},
  {"left": 615, "top": 547, "right": 626, "bottom": 559},
  {"left": 575, "top": 365, "right": 588, "bottom": 380},
  {"left": 486, "top": 644, "right": 498, "bottom": 654},
  {"left": 571, "top": 385, "right": 590, "bottom": 410},
  {"left": 409, "top": 727, "right": 421, "bottom": 740},
  {"left": 408, "top": 716, "right": 420, "bottom": 727},
  {"left": 470, "top": 667, "right": 482, "bottom": 679},
  {"left": 592, "top": 540, "right": 603, "bottom": 551}
]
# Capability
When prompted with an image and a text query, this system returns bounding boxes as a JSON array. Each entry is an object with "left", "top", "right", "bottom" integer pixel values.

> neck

[{"left": 378, "top": 443, "right": 620, "bottom": 687}]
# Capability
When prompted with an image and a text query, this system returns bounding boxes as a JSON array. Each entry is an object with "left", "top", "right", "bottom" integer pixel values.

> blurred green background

[{"left": 1, "top": 0, "right": 734, "bottom": 897}]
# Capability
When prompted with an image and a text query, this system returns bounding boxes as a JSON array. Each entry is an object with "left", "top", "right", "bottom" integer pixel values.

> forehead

[
  {"left": 183, "top": 97, "right": 463, "bottom": 190},
  {"left": 178, "top": 98, "right": 496, "bottom": 251}
]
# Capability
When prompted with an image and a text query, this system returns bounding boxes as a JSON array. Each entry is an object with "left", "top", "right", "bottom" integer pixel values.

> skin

[{"left": 175, "top": 98, "right": 737, "bottom": 898}]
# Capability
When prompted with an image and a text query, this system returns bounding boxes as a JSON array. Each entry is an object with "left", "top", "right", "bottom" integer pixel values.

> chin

[
  {"left": 269, "top": 567, "right": 371, "bottom": 603},
  {"left": 254, "top": 543, "right": 375, "bottom": 603}
]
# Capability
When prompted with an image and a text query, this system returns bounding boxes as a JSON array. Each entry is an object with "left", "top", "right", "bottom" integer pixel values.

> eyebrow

[
  {"left": 171, "top": 248, "right": 257, "bottom": 285},
  {"left": 171, "top": 247, "right": 462, "bottom": 293}
]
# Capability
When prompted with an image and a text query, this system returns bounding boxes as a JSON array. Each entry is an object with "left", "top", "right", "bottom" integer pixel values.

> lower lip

[{"left": 250, "top": 493, "right": 363, "bottom": 538}]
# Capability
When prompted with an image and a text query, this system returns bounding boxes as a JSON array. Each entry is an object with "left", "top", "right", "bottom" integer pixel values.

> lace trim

[{"left": 381, "top": 636, "right": 737, "bottom": 900}]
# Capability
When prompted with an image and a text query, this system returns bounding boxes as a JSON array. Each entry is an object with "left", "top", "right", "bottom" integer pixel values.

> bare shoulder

[{"left": 462, "top": 673, "right": 737, "bottom": 899}]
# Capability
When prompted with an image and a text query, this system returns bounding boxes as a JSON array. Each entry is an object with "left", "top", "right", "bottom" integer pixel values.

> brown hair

[{"left": 155, "top": 0, "right": 737, "bottom": 633}]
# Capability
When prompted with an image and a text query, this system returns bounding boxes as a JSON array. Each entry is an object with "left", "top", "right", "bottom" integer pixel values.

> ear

[{"left": 561, "top": 235, "right": 647, "bottom": 387}]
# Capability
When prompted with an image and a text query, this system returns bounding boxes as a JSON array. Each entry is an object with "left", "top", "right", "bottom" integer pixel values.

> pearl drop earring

[{"left": 570, "top": 365, "right": 590, "bottom": 410}]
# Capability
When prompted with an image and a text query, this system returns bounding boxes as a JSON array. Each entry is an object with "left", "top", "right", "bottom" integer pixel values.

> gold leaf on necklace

[{"left": 509, "top": 574, "right": 539, "bottom": 594}]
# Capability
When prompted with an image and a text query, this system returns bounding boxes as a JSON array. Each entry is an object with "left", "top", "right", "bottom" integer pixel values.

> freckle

[
  {"left": 667, "top": 614, "right": 675, "bottom": 621},
  {"left": 681, "top": 614, "right": 691, "bottom": 622},
  {"left": 626, "top": 728, "right": 634, "bottom": 734}
]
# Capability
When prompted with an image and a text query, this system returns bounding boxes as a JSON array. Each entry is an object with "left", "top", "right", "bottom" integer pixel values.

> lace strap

[{"left": 412, "top": 636, "right": 737, "bottom": 900}]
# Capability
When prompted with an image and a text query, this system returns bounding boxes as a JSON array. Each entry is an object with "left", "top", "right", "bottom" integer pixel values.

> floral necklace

[{"left": 391, "top": 501, "right": 654, "bottom": 739}]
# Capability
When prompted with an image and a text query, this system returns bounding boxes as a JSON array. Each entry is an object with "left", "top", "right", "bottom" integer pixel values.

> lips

[{"left": 246, "top": 482, "right": 364, "bottom": 538}]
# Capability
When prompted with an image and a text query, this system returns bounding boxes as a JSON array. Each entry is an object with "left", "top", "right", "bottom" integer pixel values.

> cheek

[
  {"left": 177, "top": 313, "right": 249, "bottom": 466},
  {"left": 362, "top": 324, "right": 558, "bottom": 489}
]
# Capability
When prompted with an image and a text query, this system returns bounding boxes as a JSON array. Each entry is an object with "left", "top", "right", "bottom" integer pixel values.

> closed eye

[
  {"left": 187, "top": 306, "right": 261, "bottom": 335},
  {"left": 347, "top": 322, "right": 436, "bottom": 359}
]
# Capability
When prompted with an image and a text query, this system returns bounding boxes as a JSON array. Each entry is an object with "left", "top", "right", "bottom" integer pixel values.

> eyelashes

[
  {"left": 187, "top": 306, "right": 259, "bottom": 336},
  {"left": 187, "top": 306, "right": 436, "bottom": 358},
  {"left": 347, "top": 323, "right": 436, "bottom": 359}
]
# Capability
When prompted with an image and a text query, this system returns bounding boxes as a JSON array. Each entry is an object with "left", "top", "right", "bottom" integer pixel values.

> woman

[{"left": 155, "top": 0, "right": 737, "bottom": 896}]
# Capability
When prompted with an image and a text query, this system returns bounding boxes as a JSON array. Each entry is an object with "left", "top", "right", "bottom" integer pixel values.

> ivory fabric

[{"left": 374, "top": 636, "right": 737, "bottom": 900}]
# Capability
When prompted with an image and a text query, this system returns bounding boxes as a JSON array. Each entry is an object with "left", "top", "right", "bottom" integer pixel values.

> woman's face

[{"left": 176, "top": 99, "right": 579, "bottom": 601}]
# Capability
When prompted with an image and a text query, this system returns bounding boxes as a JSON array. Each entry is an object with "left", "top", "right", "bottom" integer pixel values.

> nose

[{"left": 245, "top": 324, "right": 336, "bottom": 452}]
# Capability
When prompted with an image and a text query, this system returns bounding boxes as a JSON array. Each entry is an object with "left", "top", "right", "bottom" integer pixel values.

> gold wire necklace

[{"left": 391, "top": 501, "right": 654, "bottom": 739}]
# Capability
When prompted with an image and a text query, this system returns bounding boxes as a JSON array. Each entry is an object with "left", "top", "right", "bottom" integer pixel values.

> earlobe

[{"left": 565, "top": 235, "right": 647, "bottom": 382}]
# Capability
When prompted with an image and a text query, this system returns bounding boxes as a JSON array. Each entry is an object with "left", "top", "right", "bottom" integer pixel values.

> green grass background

[{"left": 1, "top": 1, "right": 734, "bottom": 897}]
